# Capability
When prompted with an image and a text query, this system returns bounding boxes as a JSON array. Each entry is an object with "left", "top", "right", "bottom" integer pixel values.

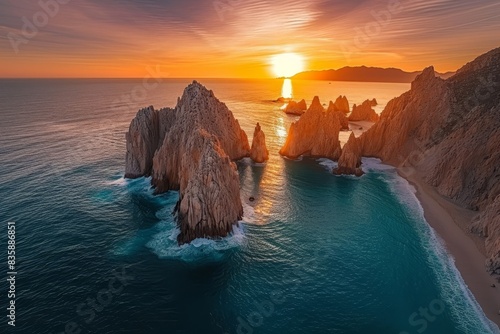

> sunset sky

[{"left": 1, "top": 0, "right": 499, "bottom": 78}]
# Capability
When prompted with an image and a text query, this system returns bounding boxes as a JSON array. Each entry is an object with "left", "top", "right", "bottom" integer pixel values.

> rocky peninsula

[{"left": 339, "top": 47, "right": 500, "bottom": 276}]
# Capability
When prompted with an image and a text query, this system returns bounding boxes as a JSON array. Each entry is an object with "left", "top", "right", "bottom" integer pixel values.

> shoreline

[{"left": 399, "top": 168, "right": 500, "bottom": 329}]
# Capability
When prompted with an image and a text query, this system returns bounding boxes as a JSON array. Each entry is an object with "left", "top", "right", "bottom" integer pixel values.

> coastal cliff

[
  {"left": 280, "top": 96, "right": 342, "bottom": 160},
  {"left": 344, "top": 47, "right": 500, "bottom": 273},
  {"left": 125, "top": 81, "right": 250, "bottom": 244}
]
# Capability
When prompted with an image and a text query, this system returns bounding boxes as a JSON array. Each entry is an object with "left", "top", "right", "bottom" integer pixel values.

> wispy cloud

[{"left": 0, "top": 0, "right": 499, "bottom": 77}]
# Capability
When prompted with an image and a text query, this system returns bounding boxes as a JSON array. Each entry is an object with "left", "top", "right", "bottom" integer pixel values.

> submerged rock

[
  {"left": 250, "top": 122, "right": 269, "bottom": 163},
  {"left": 125, "top": 81, "right": 250, "bottom": 244},
  {"left": 279, "top": 96, "right": 342, "bottom": 160}
]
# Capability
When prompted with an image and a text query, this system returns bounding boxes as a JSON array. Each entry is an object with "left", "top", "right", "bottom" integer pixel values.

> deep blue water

[{"left": 0, "top": 79, "right": 497, "bottom": 333}]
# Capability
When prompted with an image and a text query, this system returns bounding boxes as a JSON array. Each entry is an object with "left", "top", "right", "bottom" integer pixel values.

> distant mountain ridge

[{"left": 292, "top": 66, "right": 455, "bottom": 83}]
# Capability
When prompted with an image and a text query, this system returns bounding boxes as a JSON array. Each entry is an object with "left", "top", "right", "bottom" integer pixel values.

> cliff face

[
  {"left": 356, "top": 47, "right": 500, "bottom": 272},
  {"left": 125, "top": 106, "right": 159, "bottom": 178},
  {"left": 472, "top": 195, "right": 500, "bottom": 274},
  {"left": 169, "top": 130, "right": 243, "bottom": 245},
  {"left": 250, "top": 123, "right": 269, "bottom": 163},
  {"left": 125, "top": 81, "right": 250, "bottom": 244},
  {"left": 280, "top": 96, "right": 342, "bottom": 160}
]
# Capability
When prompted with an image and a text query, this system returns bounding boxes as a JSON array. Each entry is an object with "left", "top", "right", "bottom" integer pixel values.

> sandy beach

[{"left": 401, "top": 169, "right": 500, "bottom": 328}]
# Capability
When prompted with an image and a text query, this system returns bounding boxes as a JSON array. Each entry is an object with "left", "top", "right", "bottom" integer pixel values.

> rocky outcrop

[
  {"left": 125, "top": 81, "right": 251, "bottom": 244},
  {"left": 348, "top": 100, "right": 380, "bottom": 122},
  {"left": 124, "top": 106, "right": 159, "bottom": 178},
  {"left": 279, "top": 96, "right": 342, "bottom": 160},
  {"left": 250, "top": 122, "right": 269, "bottom": 163},
  {"left": 284, "top": 100, "right": 306, "bottom": 115},
  {"left": 124, "top": 105, "right": 178, "bottom": 179},
  {"left": 356, "top": 47, "right": 500, "bottom": 273},
  {"left": 327, "top": 101, "right": 350, "bottom": 130},
  {"left": 297, "top": 99, "right": 307, "bottom": 111},
  {"left": 334, "top": 132, "right": 363, "bottom": 176},
  {"left": 167, "top": 130, "right": 243, "bottom": 245},
  {"left": 333, "top": 95, "right": 350, "bottom": 113}
]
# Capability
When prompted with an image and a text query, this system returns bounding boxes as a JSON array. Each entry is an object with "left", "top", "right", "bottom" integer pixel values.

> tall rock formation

[
  {"left": 125, "top": 81, "right": 251, "bottom": 244},
  {"left": 348, "top": 99, "right": 380, "bottom": 122},
  {"left": 250, "top": 123, "right": 269, "bottom": 163},
  {"left": 124, "top": 105, "right": 177, "bottom": 178},
  {"left": 327, "top": 101, "right": 350, "bottom": 130},
  {"left": 353, "top": 47, "right": 500, "bottom": 273},
  {"left": 334, "top": 132, "right": 363, "bottom": 176},
  {"left": 124, "top": 106, "right": 159, "bottom": 178},
  {"left": 333, "top": 95, "right": 350, "bottom": 113},
  {"left": 297, "top": 99, "right": 307, "bottom": 111},
  {"left": 279, "top": 96, "right": 342, "bottom": 160}
]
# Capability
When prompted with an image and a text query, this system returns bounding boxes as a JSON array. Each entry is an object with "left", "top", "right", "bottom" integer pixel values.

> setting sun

[{"left": 271, "top": 53, "right": 305, "bottom": 78}]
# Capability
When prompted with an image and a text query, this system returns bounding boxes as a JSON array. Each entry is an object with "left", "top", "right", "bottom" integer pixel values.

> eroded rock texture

[
  {"left": 250, "top": 122, "right": 269, "bottom": 163},
  {"left": 284, "top": 100, "right": 306, "bottom": 115},
  {"left": 348, "top": 99, "right": 380, "bottom": 122},
  {"left": 355, "top": 48, "right": 500, "bottom": 272},
  {"left": 327, "top": 101, "right": 350, "bottom": 130},
  {"left": 125, "top": 81, "right": 250, "bottom": 244},
  {"left": 279, "top": 96, "right": 342, "bottom": 160},
  {"left": 334, "top": 132, "right": 363, "bottom": 176},
  {"left": 333, "top": 95, "right": 350, "bottom": 113}
]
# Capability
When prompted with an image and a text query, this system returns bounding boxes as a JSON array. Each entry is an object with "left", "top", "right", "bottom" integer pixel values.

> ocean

[{"left": 0, "top": 78, "right": 497, "bottom": 334}]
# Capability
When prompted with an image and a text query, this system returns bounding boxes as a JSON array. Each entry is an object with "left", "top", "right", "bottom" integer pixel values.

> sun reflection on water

[{"left": 281, "top": 78, "right": 293, "bottom": 99}]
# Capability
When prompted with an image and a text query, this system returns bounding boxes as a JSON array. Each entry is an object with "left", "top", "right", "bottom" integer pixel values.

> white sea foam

[
  {"left": 105, "top": 176, "right": 128, "bottom": 186},
  {"left": 146, "top": 223, "right": 246, "bottom": 262},
  {"left": 316, "top": 158, "right": 337, "bottom": 171},
  {"left": 242, "top": 200, "right": 256, "bottom": 224},
  {"left": 361, "top": 157, "right": 396, "bottom": 172},
  {"left": 378, "top": 160, "right": 500, "bottom": 333},
  {"left": 239, "top": 157, "right": 253, "bottom": 165}
]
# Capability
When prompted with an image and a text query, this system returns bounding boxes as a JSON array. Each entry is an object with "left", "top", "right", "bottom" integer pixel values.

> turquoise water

[{"left": 0, "top": 79, "right": 497, "bottom": 333}]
